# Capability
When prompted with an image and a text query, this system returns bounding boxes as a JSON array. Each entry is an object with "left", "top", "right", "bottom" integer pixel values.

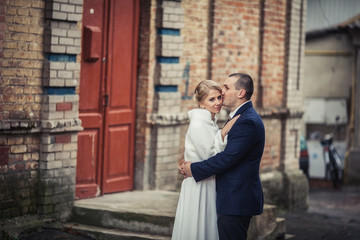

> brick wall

[
  {"left": 181, "top": 0, "right": 288, "bottom": 170},
  {"left": 0, "top": 0, "right": 308, "bottom": 218},
  {"left": 125, "top": 0, "right": 306, "bottom": 191},
  {"left": 0, "top": 0, "right": 44, "bottom": 219},
  {"left": 0, "top": 0, "right": 44, "bottom": 124},
  {"left": 0, "top": 0, "right": 83, "bottom": 220},
  {"left": 151, "top": 0, "right": 186, "bottom": 190},
  {"left": 282, "top": 0, "right": 306, "bottom": 171},
  {"left": 286, "top": 0, "right": 304, "bottom": 109},
  {"left": 258, "top": 0, "right": 288, "bottom": 170},
  {"left": 179, "top": 0, "right": 306, "bottom": 173},
  {"left": 260, "top": 0, "right": 287, "bottom": 108},
  {"left": 40, "top": 0, "right": 82, "bottom": 220},
  {"left": 180, "top": 0, "right": 212, "bottom": 111},
  {"left": 135, "top": 0, "right": 156, "bottom": 190},
  {"left": 0, "top": 135, "right": 39, "bottom": 219},
  {"left": 136, "top": 0, "right": 187, "bottom": 190},
  {"left": 261, "top": 118, "right": 282, "bottom": 170},
  {"left": 210, "top": 0, "right": 261, "bottom": 94}
]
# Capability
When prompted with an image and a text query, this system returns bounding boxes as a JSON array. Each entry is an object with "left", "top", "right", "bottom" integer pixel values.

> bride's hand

[{"left": 221, "top": 115, "right": 240, "bottom": 139}]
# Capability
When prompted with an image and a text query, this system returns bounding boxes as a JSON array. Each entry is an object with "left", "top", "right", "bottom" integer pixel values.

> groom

[{"left": 181, "top": 73, "right": 265, "bottom": 240}]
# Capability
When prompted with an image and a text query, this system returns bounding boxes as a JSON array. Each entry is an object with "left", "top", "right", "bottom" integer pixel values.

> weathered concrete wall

[{"left": 304, "top": 33, "right": 353, "bottom": 99}]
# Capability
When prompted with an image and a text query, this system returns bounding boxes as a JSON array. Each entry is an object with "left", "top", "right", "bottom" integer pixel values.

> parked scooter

[{"left": 320, "top": 131, "right": 344, "bottom": 188}]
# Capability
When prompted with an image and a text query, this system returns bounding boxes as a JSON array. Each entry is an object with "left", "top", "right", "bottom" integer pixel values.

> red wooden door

[
  {"left": 102, "top": 0, "right": 139, "bottom": 193},
  {"left": 77, "top": 0, "right": 139, "bottom": 199}
]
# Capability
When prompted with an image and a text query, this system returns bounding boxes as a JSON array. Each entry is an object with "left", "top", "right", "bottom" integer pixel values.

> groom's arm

[
  {"left": 181, "top": 125, "right": 232, "bottom": 177},
  {"left": 190, "top": 119, "right": 258, "bottom": 182}
]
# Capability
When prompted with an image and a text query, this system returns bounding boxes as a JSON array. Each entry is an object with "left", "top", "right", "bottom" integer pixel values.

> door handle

[{"left": 104, "top": 94, "right": 109, "bottom": 107}]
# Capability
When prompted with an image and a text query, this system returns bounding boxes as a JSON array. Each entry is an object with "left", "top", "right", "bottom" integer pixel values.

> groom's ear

[{"left": 238, "top": 89, "right": 246, "bottom": 99}]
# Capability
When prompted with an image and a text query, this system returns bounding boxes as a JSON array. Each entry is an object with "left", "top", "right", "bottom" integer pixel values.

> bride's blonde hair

[{"left": 193, "top": 80, "right": 222, "bottom": 106}]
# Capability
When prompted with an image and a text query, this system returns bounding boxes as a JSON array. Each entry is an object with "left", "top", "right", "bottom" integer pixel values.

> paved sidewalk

[
  {"left": 3, "top": 184, "right": 360, "bottom": 240},
  {"left": 280, "top": 184, "right": 360, "bottom": 240}
]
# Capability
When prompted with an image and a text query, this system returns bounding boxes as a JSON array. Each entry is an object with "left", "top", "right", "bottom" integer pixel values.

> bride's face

[{"left": 200, "top": 89, "right": 223, "bottom": 117}]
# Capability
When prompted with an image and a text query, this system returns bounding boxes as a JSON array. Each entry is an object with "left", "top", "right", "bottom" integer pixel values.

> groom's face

[{"left": 221, "top": 76, "right": 239, "bottom": 110}]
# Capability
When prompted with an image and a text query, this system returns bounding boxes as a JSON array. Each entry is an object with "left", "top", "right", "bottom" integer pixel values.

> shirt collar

[{"left": 229, "top": 100, "right": 251, "bottom": 118}]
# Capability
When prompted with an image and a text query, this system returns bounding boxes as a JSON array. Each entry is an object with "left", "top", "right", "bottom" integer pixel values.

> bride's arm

[
  {"left": 214, "top": 115, "right": 240, "bottom": 153},
  {"left": 221, "top": 115, "right": 240, "bottom": 140}
]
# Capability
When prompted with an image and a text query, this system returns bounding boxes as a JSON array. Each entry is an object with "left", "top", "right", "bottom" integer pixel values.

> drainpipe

[
  {"left": 207, "top": 0, "right": 215, "bottom": 80},
  {"left": 256, "top": 0, "right": 265, "bottom": 108},
  {"left": 346, "top": 28, "right": 360, "bottom": 183}
]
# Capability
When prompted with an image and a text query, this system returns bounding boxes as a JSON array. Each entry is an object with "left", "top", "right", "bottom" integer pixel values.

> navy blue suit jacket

[{"left": 191, "top": 101, "right": 265, "bottom": 216}]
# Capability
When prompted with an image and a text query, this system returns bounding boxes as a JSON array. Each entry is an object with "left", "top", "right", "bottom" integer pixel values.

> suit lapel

[
  {"left": 235, "top": 101, "right": 253, "bottom": 117},
  {"left": 224, "top": 101, "right": 252, "bottom": 127}
]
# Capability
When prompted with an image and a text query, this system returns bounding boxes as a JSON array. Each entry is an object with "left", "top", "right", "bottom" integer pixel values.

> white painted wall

[{"left": 303, "top": 33, "right": 353, "bottom": 99}]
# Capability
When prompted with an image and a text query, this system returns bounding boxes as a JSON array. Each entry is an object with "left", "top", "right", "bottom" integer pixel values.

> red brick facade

[
  {"left": 179, "top": 0, "right": 302, "bottom": 172},
  {"left": 0, "top": 0, "right": 43, "bottom": 219},
  {"left": 0, "top": 0, "right": 308, "bottom": 221}
]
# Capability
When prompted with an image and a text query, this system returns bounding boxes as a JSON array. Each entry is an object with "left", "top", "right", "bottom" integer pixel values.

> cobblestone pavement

[{"left": 280, "top": 184, "right": 360, "bottom": 240}]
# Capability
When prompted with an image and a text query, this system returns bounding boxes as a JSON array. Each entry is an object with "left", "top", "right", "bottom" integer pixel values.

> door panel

[
  {"left": 76, "top": 0, "right": 106, "bottom": 199},
  {"left": 79, "top": 0, "right": 104, "bottom": 112},
  {"left": 107, "top": 110, "right": 132, "bottom": 125},
  {"left": 77, "top": 0, "right": 139, "bottom": 198},
  {"left": 108, "top": 129, "right": 128, "bottom": 176},
  {"left": 102, "top": 0, "right": 139, "bottom": 193},
  {"left": 76, "top": 130, "right": 100, "bottom": 198},
  {"left": 104, "top": 126, "right": 131, "bottom": 191},
  {"left": 108, "top": 0, "right": 135, "bottom": 107}
]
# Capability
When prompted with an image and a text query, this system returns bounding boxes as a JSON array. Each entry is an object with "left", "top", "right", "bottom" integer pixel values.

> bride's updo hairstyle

[{"left": 193, "top": 80, "right": 222, "bottom": 106}]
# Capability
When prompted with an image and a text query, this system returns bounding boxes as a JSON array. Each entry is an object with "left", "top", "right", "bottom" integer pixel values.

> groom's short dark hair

[{"left": 228, "top": 73, "right": 254, "bottom": 100}]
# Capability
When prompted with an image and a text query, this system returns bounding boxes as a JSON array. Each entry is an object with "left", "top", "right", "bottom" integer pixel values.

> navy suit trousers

[{"left": 217, "top": 215, "right": 252, "bottom": 240}]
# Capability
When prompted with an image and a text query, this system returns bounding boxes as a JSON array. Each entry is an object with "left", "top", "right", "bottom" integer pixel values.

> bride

[{"left": 171, "top": 80, "right": 238, "bottom": 240}]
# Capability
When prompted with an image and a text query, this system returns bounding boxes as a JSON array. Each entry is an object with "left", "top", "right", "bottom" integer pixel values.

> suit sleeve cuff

[{"left": 191, "top": 162, "right": 201, "bottom": 182}]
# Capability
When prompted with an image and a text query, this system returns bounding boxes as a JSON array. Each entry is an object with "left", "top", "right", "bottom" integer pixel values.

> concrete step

[
  {"left": 63, "top": 223, "right": 171, "bottom": 240},
  {"left": 71, "top": 190, "right": 178, "bottom": 236},
  {"left": 248, "top": 207, "right": 286, "bottom": 240},
  {"left": 71, "top": 190, "right": 287, "bottom": 240},
  {"left": 285, "top": 234, "right": 296, "bottom": 239},
  {"left": 71, "top": 206, "right": 173, "bottom": 236},
  {"left": 273, "top": 217, "right": 286, "bottom": 239}
]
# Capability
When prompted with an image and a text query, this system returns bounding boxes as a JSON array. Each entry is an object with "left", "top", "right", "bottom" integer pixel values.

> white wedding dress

[{"left": 171, "top": 109, "right": 227, "bottom": 240}]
